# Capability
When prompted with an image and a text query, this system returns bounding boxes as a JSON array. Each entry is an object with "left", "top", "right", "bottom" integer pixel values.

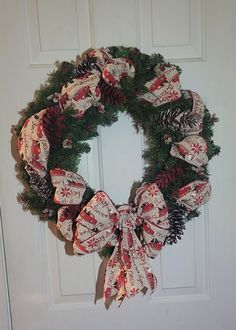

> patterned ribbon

[
  {"left": 174, "top": 180, "right": 211, "bottom": 211},
  {"left": 59, "top": 49, "right": 135, "bottom": 117},
  {"left": 170, "top": 135, "right": 208, "bottom": 168},
  {"left": 181, "top": 90, "right": 205, "bottom": 135},
  {"left": 59, "top": 72, "right": 103, "bottom": 118},
  {"left": 73, "top": 183, "right": 169, "bottom": 304},
  {"left": 140, "top": 65, "right": 181, "bottom": 106},
  {"left": 18, "top": 109, "right": 50, "bottom": 177},
  {"left": 50, "top": 168, "right": 86, "bottom": 241}
]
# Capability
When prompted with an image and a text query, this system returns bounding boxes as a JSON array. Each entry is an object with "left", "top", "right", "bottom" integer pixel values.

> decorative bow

[
  {"left": 50, "top": 168, "right": 86, "bottom": 241},
  {"left": 73, "top": 183, "right": 169, "bottom": 304}
]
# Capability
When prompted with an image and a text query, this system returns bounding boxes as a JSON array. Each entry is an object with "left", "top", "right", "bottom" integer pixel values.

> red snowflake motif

[
  {"left": 60, "top": 187, "right": 72, "bottom": 197},
  {"left": 167, "top": 90, "right": 180, "bottom": 101},
  {"left": 195, "top": 195, "right": 204, "bottom": 206},
  {"left": 136, "top": 246, "right": 144, "bottom": 258},
  {"left": 130, "top": 287, "right": 139, "bottom": 297},
  {"left": 74, "top": 110, "right": 84, "bottom": 119},
  {"left": 108, "top": 257, "right": 118, "bottom": 268},
  {"left": 104, "top": 287, "right": 112, "bottom": 299},
  {"left": 147, "top": 184, "right": 159, "bottom": 197},
  {"left": 95, "top": 192, "right": 107, "bottom": 203},
  {"left": 191, "top": 143, "right": 203, "bottom": 154},
  {"left": 87, "top": 237, "right": 99, "bottom": 249}
]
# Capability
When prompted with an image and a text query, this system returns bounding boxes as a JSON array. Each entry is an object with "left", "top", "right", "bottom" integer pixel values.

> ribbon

[
  {"left": 73, "top": 183, "right": 169, "bottom": 304},
  {"left": 140, "top": 65, "right": 181, "bottom": 106},
  {"left": 181, "top": 90, "right": 205, "bottom": 135},
  {"left": 170, "top": 135, "right": 208, "bottom": 168},
  {"left": 102, "top": 58, "right": 135, "bottom": 87},
  {"left": 59, "top": 48, "right": 135, "bottom": 117},
  {"left": 18, "top": 109, "right": 50, "bottom": 177},
  {"left": 50, "top": 168, "right": 86, "bottom": 241},
  {"left": 174, "top": 180, "right": 211, "bottom": 211},
  {"left": 59, "top": 72, "right": 104, "bottom": 118}
]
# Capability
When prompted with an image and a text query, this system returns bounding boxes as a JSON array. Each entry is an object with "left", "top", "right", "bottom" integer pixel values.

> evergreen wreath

[{"left": 13, "top": 46, "right": 220, "bottom": 305}]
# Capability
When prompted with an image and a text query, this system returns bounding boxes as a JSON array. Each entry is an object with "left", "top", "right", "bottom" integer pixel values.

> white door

[{"left": 1, "top": 0, "right": 235, "bottom": 329}]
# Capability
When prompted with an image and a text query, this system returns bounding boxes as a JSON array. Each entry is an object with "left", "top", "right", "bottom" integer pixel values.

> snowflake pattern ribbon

[
  {"left": 174, "top": 180, "right": 211, "bottom": 211},
  {"left": 140, "top": 65, "right": 181, "bottom": 106},
  {"left": 18, "top": 109, "right": 50, "bottom": 177},
  {"left": 73, "top": 183, "right": 169, "bottom": 304},
  {"left": 50, "top": 168, "right": 86, "bottom": 240}
]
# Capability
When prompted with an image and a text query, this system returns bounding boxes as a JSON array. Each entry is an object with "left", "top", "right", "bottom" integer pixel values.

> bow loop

[
  {"left": 50, "top": 168, "right": 86, "bottom": 205},
  {"left": 135, "top": 183, "right": 170, "bottom": 258},
  {"left": 73, "top": 191, "right": 118, "bottom": 254}
]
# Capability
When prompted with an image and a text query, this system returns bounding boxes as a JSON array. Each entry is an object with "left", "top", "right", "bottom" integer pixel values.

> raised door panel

[{"left": 139, "top": 0, "right": 204, "bottom": 60}]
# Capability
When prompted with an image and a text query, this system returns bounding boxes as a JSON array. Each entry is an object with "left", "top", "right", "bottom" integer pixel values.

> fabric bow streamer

[
  {"left": 73, "top": 183, "right": 169, "bottom": 304},
  {"left": 18, "top": 109, "right": 50, "bottom": 177},
  {"left": 50, "top": 168, "right": 86, "bottom": 241}
]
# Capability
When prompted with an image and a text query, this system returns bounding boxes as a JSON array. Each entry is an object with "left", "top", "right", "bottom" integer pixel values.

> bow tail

[
  {"left": 121, "top": 229, "right": 157, "bottom": 298},
  {"left": 103, "top": 246, "right": 125, "bottom": 303},
  {"left": 103, "top": 229, "right": 157, "bottom": 305}
]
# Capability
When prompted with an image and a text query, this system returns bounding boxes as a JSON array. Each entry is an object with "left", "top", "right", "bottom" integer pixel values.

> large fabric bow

[{"left": 73, "top": 183, "right": 169, "bottom": 304}]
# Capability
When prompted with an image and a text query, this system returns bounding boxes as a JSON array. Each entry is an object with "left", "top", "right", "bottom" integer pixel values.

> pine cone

[
  {"left": 25, "top": 165, "right": 52, "bottom": 200},
  {"left": 164, "top": 205, "right": 187, "bottom": 245},
  {"left": 42, "top": 106, "right": 65, "bottom": 149},
  {"left": 155, "top": 107, "right": 202, "bottom": 132},
  {"left": 99, "top": 80, "right": 126, "bottom": 106},
  {"left": 155, "top": 166, "right": 185, "bottom": 189},
  {"left": 74, "top": 57, "right": 101, "bottom": 77}
]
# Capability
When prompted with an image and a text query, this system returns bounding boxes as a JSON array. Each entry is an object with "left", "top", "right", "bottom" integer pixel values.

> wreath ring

[{"left": 14, "top": 46, "right": 220, "bottom": 305}]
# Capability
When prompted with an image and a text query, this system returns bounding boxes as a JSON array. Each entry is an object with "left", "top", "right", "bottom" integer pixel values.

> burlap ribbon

[
  {"left": 18, "top": 109, "right": 49, "bottom": 177},
  {"left": 73, "top": 183, "right": 169, "bottom": 304},
  {"left": 50, "top": 168, "right": 87, "bottom": 241}
]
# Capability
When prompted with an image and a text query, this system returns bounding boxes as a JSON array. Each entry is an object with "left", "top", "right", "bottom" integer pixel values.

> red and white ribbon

[
  {"left": 50, "top": 168, "right": 86, "bottom": 240},
  {"left": 18, "top": 109, "right": 50, "bottom": 177},
  {"left": 170, "top": 135, "right": 208, "bottom": 168},
  {"left": 59, "top": 72, "right": 103, "bottom": 118},
  {"left": 140, "top": 65, "right": 181, "bottom": 106},
  {"left": 73, "top": 183, "right": 169, "bottom": 304},
  {"left": 181, "top": 90, "right": 205, "bottom": 136},
  {"left": 174, "top": 180, "right": 211, "bottom": 211}
]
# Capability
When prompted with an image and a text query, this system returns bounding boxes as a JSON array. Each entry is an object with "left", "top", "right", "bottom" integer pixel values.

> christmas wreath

[{"left": 14, "top": 46, "right": 220, "bottom": 305}]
